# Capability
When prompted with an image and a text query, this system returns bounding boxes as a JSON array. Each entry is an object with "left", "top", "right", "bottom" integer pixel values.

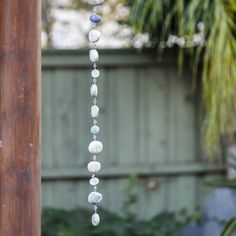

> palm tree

[{"left": 128, "top": 0, "right": 236, "bottom": 156}]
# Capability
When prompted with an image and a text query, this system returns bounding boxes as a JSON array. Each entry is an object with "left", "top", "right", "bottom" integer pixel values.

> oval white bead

[
  {"left": 87, "top": 161, "right": 101, "bottom": 173},
  {"left": 88, "top": 192, "right": 103, "bottom": 205},
  {"left": 88, "top": 0, "right": 104, "bottom": 5},
  {"left": 89, "top": 30, "right": 101, "bottom": 43},
  {"left": 89, "top": 49, "right": 99, "bottom": 62},
  {"left": 88, "top": 141, "right": 103, "bottom": 154},
  {"left": 91, "top": 213, "right": 100, "bottom": 226},
  {"left": 91, "top": 69, "right": 100, "bottom": 78},
  {"left": 90, "top": 177, "right": 100, "bottom": 186},
  {"left": 91, "top": 125, "right": 100, "bottom": 134},
  {"left": 91, "top": 105, "right": 99, "bottom": 118},
  {"left": 90, "top": 84, "right": 98, "bottom": 97}
]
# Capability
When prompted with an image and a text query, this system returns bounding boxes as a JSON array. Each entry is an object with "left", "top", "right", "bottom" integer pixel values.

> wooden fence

[{"left": 41, "top": 49, "right": 225, "bottom": 219}]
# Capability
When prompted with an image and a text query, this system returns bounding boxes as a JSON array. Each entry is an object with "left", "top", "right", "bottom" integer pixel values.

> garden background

[{"left": 41, "top": 0, "right": 236, "bottom": 235}]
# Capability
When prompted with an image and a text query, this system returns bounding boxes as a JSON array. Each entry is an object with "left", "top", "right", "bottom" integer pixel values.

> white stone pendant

[
  {"left": 88, "top": 140, "right": 103, "bottom": 154},
  {"left": 91, "top": 213, "right": 100, "bottom": 226},
  {"left": 89, "top": 30, "right": 101, "bottom": 43},
  {"left": 87, "top": 161, "right": 101, "bottom": 173},
  {"left": 88, "top": 191, "right": 103, "bottom": 205},
  {"left": 91, "top": 105, "right": 99, "bottom": 118},
  {"left": 89, "top": 49, "right": 99, "bottom": 62},
  {"left": 91, "top": 69, "right": 100, "bottom": 78},
  {"left": 88, "top": 0, "right": 104, "bottom": 5},
  {"left": 90, "top": 84, "right": 98, "bottom": 97},
  {"left": 90, "top": 177, "right": 100, "bottom": 186}
]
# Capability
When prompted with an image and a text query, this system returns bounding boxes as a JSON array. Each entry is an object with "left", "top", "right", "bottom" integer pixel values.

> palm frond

[
  {"left": 221, "top": 218, "right": 236, "bottom": 236},
  {"left": 129, "top": 0, "right": 236, "bottom": 156}
]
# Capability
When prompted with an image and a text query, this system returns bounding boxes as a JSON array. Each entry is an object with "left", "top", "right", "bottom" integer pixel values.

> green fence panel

[{"left": 41, "top": 49, "right": 225, "bottom": 219}]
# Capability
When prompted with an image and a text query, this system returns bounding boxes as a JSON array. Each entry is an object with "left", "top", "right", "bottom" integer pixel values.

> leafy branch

[{"left": 128, "top": 0, "right": 236, "bottom": 156}]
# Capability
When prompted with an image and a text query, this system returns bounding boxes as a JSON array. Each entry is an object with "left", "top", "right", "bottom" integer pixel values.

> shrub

[{"left": 42, "top": 207, "right": 189, "bottom": 236}]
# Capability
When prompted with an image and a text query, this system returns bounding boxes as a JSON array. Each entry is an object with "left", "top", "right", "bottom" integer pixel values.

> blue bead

[
  {"left": 90, "top": 14, "right": 101, "bottom": 24},
  {"left": 91, "top": 125, "right": 100, "bottom": 134}
]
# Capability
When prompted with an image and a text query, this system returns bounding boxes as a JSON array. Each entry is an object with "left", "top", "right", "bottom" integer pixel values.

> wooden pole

[{"left": 0, "top": 1, "right": 41, "bottom": 235}]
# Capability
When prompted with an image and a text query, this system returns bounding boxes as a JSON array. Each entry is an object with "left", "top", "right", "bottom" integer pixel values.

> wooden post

[{"left": 0, "top": 0, "right": 41, "bottom": 235}]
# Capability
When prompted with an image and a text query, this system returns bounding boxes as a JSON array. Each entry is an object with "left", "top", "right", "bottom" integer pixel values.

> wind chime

[{"left": 87, "top": 0, "right": 104, "bottom": 227}]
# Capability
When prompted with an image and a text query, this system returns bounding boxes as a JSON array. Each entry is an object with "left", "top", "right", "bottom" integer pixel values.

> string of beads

[{"left": 87, "top": 0, "right": 104, "bottom": 227}]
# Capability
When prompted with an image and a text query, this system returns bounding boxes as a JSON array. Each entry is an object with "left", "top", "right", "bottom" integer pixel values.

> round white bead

[
  {"left": 87, "top": 161, "right": 101, "bottom": 173},
  {"left": 91, "top": 125, "right": 100, "bottom": 134},
  {"left": 89, "top": 30, "right": 101, "bottom": 43},
  {"left": 88, "top": 141, "right": 103, "bottom": 154},
  {"left": 91, "top": 69, "right": 100, "bottom": 78},
  {"left": 90, "top": 84, "right": 98, "bottom": 97},
  {"left": 91, "top": 213, "right": 100, "bottom": 226},
  {"left": 89, "top": 49, "right": 99, "bottom": 62},
  {"left": 91, "top": 105, "right": 99, "bottom": 118},
  {"left": 90, "top": 177, "right": 100, "bottom": 186},
  {"left": 88, "top": 0, "right": 104, "bottom": 5},
  {"left": 88, "top": 192, "right": 103, "bottom": 205}
]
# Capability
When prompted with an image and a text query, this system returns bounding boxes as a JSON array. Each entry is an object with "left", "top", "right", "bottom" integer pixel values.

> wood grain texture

[{"left": 0, "top": 1, "right": 41, "bottom": 235}]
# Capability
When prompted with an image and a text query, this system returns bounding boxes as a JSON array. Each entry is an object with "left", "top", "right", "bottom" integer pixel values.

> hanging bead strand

[{"left": 87, "top": 0, "right": 104, "bottom": 227}]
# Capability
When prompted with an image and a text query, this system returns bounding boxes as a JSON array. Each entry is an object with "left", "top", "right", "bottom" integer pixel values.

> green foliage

[
  {"left": 42, "top": 207, "right": 190, "bottom": 236},
  {"left": 122, "top": 173, "right": 139, "bottom": 228},
  {"left": 221, "top": 218, "right": 236, "bottom": 236},
  {"left": 205, "top": 179, "right": 236, "bottom": 188},
  {"left": 42, "top": 207, "right": 123, "bottom": 236},
  {"left": 42, "top": 174, "right": 192, "bottom": 236},
  {"left": 128, "top": 0, "right": 236, "bottom": 156}
]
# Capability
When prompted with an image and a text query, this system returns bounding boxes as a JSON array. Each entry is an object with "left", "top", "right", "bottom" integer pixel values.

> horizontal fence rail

[
  {"left": 42, "top": 49, "right": 178, "bottom": 68},
  {"left": 42, "top": 164, "right": 225, "bottom": 180}
]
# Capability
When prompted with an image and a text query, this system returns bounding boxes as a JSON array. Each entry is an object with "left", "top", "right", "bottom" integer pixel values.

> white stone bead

[
  {"left": 91, "top": 213, "right": 100, "bottom": 226},
  {"left": 88, "top": 0, "right": 104, "bottom": 5},
  {"left": 87, "top": 161, "right": 101, "bottom": 173},
  {"left": 90, "top": 177, "right": 100, "bottom": 186},
  {"left": 89, "top": 49, "right": 99, "bottom": 62},
  {"left": 88, "top": 141, "right": 103, "bottom": 154},
  {"left": 89, "top": 30, "right": 101, "bottom": 43},
  {"left": 91, "top": 105, "right": 99, "bottom": 118},
  {"left": 91, "top": 125, "right": 100, "bottom": 134},
  {"left": 88, "top": 192, "right": 103, "bottom": 205},
  {"left": 91, "top": 69, "right": 100, "bottom": 78},
  {"left": 90, "top": 84, "right": 98, "bottom": 97}
]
